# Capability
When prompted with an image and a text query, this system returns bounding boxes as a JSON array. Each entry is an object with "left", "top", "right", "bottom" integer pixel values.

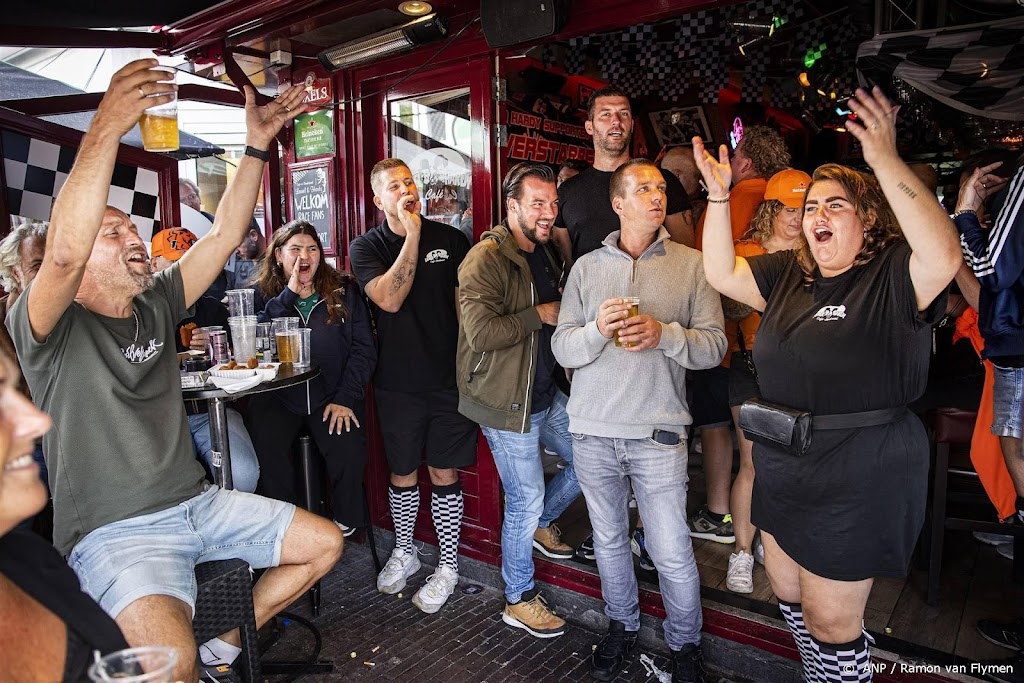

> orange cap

[
  {"left": 151, "top": 228, "right": 198, "bottom": 261},
  {"left": 764, "top": 169, "right": 812, "bottom": 209}
]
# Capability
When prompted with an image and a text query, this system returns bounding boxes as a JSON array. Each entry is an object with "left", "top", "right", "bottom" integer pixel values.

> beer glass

[
  {"left": 88, "top": 646, "right": 177, "bottom": 683},
  {"left": 138, "top": 70, "right": 179, "bottom": 153},
  {"left": 614, "top": 296, "right": 641, "bottom": 348}
]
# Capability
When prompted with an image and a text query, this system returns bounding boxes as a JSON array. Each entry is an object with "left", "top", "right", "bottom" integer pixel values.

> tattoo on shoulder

[{"left": 897, "top": 181, "right": 918, "bottom": 200}]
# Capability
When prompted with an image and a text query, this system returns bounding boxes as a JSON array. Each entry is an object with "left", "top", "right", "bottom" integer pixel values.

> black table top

[{"left": 182, "top": 363, "right": 320, "bottom": 401}]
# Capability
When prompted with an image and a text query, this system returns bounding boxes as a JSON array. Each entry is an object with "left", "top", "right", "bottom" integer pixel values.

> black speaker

[{"left": 480, "top": 0, "right": 570, "bottom": 48}]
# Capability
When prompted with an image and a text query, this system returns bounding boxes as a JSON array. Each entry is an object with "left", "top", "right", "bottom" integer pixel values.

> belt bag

[{"left": 738, "top": 398, "right": 907, "bottom": 457}]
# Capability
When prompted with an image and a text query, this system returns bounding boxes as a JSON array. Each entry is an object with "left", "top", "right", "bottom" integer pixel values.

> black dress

[{"left": 747, "top": 242, "right": 946, "bottom": 581}]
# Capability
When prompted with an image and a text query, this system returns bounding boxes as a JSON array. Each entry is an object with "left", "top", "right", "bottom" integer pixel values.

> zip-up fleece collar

[{"left": 600, "top": 226, "right": 672, "bottom": 260}]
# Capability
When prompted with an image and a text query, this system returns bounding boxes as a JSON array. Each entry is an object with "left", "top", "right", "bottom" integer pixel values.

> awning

[{"left": 0, "top": 60, "right": 225, "bottom": 158}]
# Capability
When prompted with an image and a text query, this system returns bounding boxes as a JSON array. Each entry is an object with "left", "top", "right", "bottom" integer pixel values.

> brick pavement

[{"left": 263, "top": 541, "right": 749, "bottom": 682}]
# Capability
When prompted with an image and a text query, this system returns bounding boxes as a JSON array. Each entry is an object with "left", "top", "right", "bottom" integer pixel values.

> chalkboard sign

[{"left": 288, "top": 160, "right": 334, "bottom": 253}]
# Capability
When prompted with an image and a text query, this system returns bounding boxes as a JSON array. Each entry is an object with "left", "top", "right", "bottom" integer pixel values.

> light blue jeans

[
  {"left": 188, "top": 409, "right": 261, "bottom": 493},
  {"left": 570, "top": 432, "right": 702, "bottom": 650},
  {"left": 481, "top": 390, "right": 581, "bottom": 603}
]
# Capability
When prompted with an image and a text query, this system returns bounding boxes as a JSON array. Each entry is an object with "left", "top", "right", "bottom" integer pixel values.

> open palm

[
  {"left": 692, "top": 136, "right": 732, "bottom": 199},
  {"left": 244, "top": 84, "right": 308, "bottom": 149}
]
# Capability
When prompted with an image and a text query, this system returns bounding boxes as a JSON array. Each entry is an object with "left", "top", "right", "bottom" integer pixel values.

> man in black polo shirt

[
  {"left": 552, "top": 84, "right": 694, "bottom": 267},
  {"left": 350, "top": 158, "right": 476, "bottom": 615}
]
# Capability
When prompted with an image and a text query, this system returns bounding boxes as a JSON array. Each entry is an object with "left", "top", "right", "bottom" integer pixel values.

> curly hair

[
  {"left": 795, "top": 164, "right": 904, "bottom": 284},
  {"left": 0, "top": 221, "right": 47, "bottom": 293},
  {"left": 744, "top": 199, "right": 786, "bottom": 245},
  {"left": 254, "top": 220, "right": 354, "bottom": 324},
  {"left": 739, "top": 126, "right": 791, "bottom": 179}
]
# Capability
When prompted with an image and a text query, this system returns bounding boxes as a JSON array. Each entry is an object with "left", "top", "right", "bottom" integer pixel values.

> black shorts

[
  {"left": 374, "top": 388, "right": 479, "bottom": 476},
  {"left": 728, "top": 352, "right": 760, "bottom": 407},
  {"left": 688, "top": 365, "right": 732, "bottom": 429}
]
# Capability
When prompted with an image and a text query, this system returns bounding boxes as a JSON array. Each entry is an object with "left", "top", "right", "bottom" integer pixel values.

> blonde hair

[
  {"left": 0, "top": 221, "right": 47, "bottom": 293},
  {"left": 744, "top": 199, "right": 786, "bottom": 245}
]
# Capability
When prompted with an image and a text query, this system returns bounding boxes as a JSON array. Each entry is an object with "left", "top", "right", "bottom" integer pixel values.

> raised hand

[
  {"left": 396, "top": 194, "right": 422, "bottom": 235},
  {"left": 692, "top": 137, "right": 731, "bottom": 199},
  {"left": 244, "top": 84, "right": 308, "bottom": 150},
  {"left": 844, "top": 87, "right": 900, "bottom": 170},
  {"left": 95, "top": 59, "right": 177, "bottom": 138},
  {"left": 956, "top": 162, "right": 1010, "bottom": 214}
]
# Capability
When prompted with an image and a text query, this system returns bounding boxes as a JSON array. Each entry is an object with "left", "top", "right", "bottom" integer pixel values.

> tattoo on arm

[
  {"left": 389, "top": 257, "right": 415, "bottom": 294},
  {"left": 897, "top": 181, "right": 918, "bottom": 200}
]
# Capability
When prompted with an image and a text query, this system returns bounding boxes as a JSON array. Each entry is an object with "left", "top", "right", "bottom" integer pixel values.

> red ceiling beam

[
  {"left": 0, "top": 25, "right": 167, "bottom": 49},
  {"left": 4, "top": 84, "right": 243, "bottom": 117}
]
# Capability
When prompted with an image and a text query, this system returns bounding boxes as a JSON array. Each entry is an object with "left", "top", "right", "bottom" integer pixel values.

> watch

[{"left": 244, "top": 145, "right": 270, "bottom": 162}]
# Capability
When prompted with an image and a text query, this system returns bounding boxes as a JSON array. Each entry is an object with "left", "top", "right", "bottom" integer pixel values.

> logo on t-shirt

[
  {"left": 813, "top": 305, "right": 847, "bottom": 322},
  {"left": 121, "top": 339, "right": 164, "bottom": 364},
  {"left": 424, "top": 249, "right": 449, "bottom": 264}
]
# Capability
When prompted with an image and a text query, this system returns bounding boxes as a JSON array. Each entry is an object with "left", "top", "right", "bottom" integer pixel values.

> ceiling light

[
  {"left": 739, "top": 37, "right": 766, "bottom": 56},
  {"left": 798, "top": 72, "right": 811, "bottom": 87},
  {"left": 399, "top": 1, "right": 433, "bottom": 16},
  {"left": 318, "top": 13, "right": 448, "bottom": 71}
]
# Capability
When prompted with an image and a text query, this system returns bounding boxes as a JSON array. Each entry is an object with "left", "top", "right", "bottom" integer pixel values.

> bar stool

[
  {"left": 296, "top": 434, "right": 382, "bottom": 616},
  {"left": 926, "top": 407, "right": 1024, "bottom": 605},
  {"left": 193, "top": 559, "right": 261, "bottom": 683}
]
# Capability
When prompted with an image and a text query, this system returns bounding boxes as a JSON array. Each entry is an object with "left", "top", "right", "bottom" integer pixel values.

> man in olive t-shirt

[{"left": 6, "top": 61, "right": 340, "bottom": 683}]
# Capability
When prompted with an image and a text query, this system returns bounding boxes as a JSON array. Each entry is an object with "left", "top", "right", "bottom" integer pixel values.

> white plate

[
  {"left": 209, "top": 368, "right": 256, "bottom": 379},
  {"left": 254, "top": 363, "right": 280, "bottom": 382}
]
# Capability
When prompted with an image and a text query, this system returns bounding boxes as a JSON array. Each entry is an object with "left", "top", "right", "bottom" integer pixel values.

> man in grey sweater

[{"left": 551, "top": 158, "right": 726, "bottom": 683}]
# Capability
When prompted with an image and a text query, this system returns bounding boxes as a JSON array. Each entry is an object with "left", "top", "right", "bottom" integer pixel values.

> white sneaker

[
  {"left": 726, "top": 551, "right": 755, "bottom": 594},
  {"left": 753, "top": 535, "right": 765, "bottom": 566},
  {"left": 412, "top": 565, "right": 459, "bottom": 614},
  {"left": 974, "top": 531, "right": 1014, "bottom": 546},
  {"left": 334, "top": 521, "right": 356, "bottom": 538},
  {"left": 377, "top": 547, "right": 421, "bottom": 594}
]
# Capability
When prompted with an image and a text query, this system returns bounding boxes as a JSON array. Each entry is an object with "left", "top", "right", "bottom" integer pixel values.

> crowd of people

[{"left": 0, "top": 57, "right": 1022, "bottom": 683}]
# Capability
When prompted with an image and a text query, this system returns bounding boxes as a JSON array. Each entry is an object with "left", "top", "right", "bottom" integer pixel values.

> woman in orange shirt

[{"left": 724, "top": 169, "right": 811, "bottom": 594}]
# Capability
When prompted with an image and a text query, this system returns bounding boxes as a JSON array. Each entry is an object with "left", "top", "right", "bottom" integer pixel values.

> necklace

[{"left": 132, "top": 310, "right": 139, "bottom": 343}]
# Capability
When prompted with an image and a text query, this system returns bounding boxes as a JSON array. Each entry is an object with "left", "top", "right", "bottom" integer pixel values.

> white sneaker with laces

[
  {"left": 376, "top": 547, "right": 421, "bottom": 594},
  {"left": 726, "top": 551, "right": 755, "bottom": 594},
  {"left": 412, "top": 565, "right": 459, "bottom": 614}
]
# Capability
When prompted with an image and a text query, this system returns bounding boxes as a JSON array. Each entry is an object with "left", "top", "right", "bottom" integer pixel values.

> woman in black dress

[{"left": 694, "top": 88, "right": 962, "bottom": 682}]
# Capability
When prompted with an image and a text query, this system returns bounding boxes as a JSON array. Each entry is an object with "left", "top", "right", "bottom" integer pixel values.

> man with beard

[
  {"left": 227, "top": 224, "right": 266, "bottom": 291},
  {"left": 552, "top": 85, "right": 693, "bottom": 267},
  {"left": 7, "top": 60, "right": 343, "bottom": 683},
  {"left": 456, "top": 163, "right": 581, "bottom": 638},
  {"left": 350, "top": 158, "right": 475, "bottom": 615}
]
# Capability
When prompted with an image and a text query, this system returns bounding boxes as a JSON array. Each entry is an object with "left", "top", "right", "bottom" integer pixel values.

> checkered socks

[
  {"left": 431, "top": 481, "right": 464, "bottom": 573},
  {"left": 1016, "top": 496, "right": 1024, "bottom": 524},
  {"left": 778, "top": 600, "right": 873, "bottom": 682},
  {"left": 388, "top": 483, "right": 419, "bottom": 554}
]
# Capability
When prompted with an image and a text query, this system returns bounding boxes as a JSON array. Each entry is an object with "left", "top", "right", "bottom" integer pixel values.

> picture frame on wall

[{"left": 649, "top": 107, "right": 712, "bottom": 148}]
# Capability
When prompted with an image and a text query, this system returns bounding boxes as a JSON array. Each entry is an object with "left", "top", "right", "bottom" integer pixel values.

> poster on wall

[
  {"left": 649, "top": 107, "right": 712, "bottom": 148},
  {"left": 288, "top": 161, "right": 334, "bottom": 253},
  {"left": 294, "top": 109, "right": 335, "bottom": 158}
]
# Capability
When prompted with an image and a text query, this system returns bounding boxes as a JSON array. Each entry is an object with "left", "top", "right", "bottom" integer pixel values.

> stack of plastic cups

[{"left": 226, "top": 289, "right": 257, "bottom": 364}]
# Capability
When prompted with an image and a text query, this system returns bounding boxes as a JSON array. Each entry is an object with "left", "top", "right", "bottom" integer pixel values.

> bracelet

[
  {"left": 951, "top": 209, "right": 976, "bottom": 220},
  {"left": 707, "top": 194, "right": 731, "bottom": 203},
  {"left": 244, "top": 145, "right": 270, "bottom": 162}
]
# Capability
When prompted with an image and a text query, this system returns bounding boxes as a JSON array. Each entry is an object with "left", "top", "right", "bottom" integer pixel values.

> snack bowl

[
  {"left": 209, "top": 368, "right": 256, "bottom": 380},
  {"left": 254, "top": 363, "right": 280, "bottom": 382}
]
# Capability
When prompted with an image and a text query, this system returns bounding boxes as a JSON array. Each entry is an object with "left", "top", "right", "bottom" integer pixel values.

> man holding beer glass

[{"left": 551, "top": 159, "right": 726, "bottom": 683}]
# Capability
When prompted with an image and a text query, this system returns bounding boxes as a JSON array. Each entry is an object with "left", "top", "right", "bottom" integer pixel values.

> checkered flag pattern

[
  {"left": 431, "top": 483, "right": 464, "bottom": 573},
  {"left": 810, "top": 633, "right": 872, "bottom": 682},
  {"left": 541, "top": 44, "right": 557, "bottom": 70},
  {"left": 388, "top": 484, "right": 420, "bottom": 555},
  {"left": 742, "top": 54, "right": 769, "bottom": 103},
  {"left": 795, "top": 15, "right": 830, "bottom": 71},
  {"left": 675, "top": 10, "right": 716, "bottom": 39},
  {"left": 564, "top": 36, "right": 590, "bottom": 75},
  {"left": 857, "top": 14, "right": 1024, "bottom": 120},
  {"left": 696, "top": 33, "right": 729, "bottom": 103},
  {"left": 779, "top": 601, "right": 826, "bottom": 682},
  {"left": 2, "top": 129, "right": 162, "bottom": 240}
]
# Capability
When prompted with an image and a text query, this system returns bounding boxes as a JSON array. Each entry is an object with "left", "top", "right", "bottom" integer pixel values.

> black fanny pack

[{"left": 738, "top": 398, "right": 906, "bottom": 456}]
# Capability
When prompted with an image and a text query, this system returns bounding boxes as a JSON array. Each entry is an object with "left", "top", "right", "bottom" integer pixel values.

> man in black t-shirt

[
  {"left": 553, "top": 85, "right": 693, "bottom": 266},
  {"left": 350, "top": 159, "right": 476, "bottom": 615},
  {"left": 456, "top": 162, "right": 582, "bottom": 639}
]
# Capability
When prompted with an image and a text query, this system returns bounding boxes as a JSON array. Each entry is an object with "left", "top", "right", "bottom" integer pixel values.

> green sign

[{"left": 294, "top": 109, "right": 335, "bottom": 158}]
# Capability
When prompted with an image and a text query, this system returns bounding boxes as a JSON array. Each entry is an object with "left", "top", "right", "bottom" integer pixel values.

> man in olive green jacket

[{"left": 456, "top": 162, "right": 582, "bottom": 639}]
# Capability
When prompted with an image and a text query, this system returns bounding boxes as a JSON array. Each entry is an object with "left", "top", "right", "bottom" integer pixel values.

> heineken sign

[{"left": 295, "top": 109, "right": 335, "bottom": 159}]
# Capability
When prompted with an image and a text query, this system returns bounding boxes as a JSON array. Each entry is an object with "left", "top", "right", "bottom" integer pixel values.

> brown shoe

[
  {"left": 502, "top": 593, "right": 566, "bottom": 638},
  {"left": 533, "top": 524, "right": 574, "bottom": 559}
]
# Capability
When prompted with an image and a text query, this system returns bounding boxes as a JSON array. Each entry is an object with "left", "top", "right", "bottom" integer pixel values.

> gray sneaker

[
  {"left": 376, "top": 547, "right": 421, "bottom": 594},
  {"left": 687, "top": 506, "right": 735, "bottom": 544}
]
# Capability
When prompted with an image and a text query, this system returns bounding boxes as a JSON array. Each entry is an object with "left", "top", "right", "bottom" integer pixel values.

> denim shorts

[
  {"left": 68, "top": 486, "right": 296, "bottom": 618},
  {"left": 991, "top": 365, "right": 1024, "bottom": 439}
]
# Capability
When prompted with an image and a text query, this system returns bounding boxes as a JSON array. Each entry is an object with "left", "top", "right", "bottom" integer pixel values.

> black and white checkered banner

[
  {"left": 600, "top": 24, "right": 656, "bottom": 98},
  {"left": 565, "top": 36, "right": 590, "bottom": 75},
  {"left": 2, "top": 129, "right": 161, "bottom": 240},
  {"left": 857, "top": 15, "right": 1024, "bottom": 121}
]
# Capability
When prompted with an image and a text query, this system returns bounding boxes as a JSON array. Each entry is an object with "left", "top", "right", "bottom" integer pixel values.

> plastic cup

[
  {"left": 88, "top": 646, "right": 177, "bottom": 683},
  {"left": 139, "top": 71, "right": 179, "bottom": 153},
  {"left": 256, "top": 322, "right": 273, "bottom": 359},
  {"left": 295, "top": 328, "right": 311, "bottom": 367},
  {"left": 226, "top": 289, "right": 254, "bottom": 318},
  {"left": 614, "top": 296, "right": 641, "bottom": 348},
  {"left": 228, "top": 315, "right": 258, "bottom": 363},
  {"left": 272, "top": 318, "right": 300, "bottom": 363}
]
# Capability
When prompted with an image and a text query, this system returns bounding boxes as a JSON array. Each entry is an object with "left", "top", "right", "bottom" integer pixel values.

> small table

[{"left": 183, "top": 363, "right": 320, "bottom": 490}]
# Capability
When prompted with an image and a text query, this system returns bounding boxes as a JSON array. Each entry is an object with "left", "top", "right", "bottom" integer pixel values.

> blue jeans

[
  {"left": 481, "top": 390, "right": 581, "bottom": 603},
  {"left": 188, "top": 409, "right": 261, "bottom": 493},
  {"left": 571, "top": 432, "right": 702, "bottom": 650},
  {"left": 992, "top": 364, "right": 1024, "bottom": 439}
]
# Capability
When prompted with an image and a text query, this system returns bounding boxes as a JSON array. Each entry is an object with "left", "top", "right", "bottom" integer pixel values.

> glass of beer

[
  {"left": 272, "top": 317, "right": 300, "bottom": 364},
  {"left": 614, "top": 296, "right": 641, "bottom": 348},
  {"left": 139, "top": 70, "right": 179, "bottom": 153}
]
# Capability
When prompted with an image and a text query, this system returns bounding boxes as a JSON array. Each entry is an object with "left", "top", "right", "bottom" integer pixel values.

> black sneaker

[
  {"left": 591, "top": 619, "right": 639, "bottom": 681},
  {"left": 687, "top": 506, "right": 735, "bottom": 544},
  {"left": 577, "top": 533, "right": 596, "bottom": 560},
  {"left": 983, "top": 654, "right": 1024, "bottom": 683},
  {"left": 631, "top": 528, "right": 656, "bottom": 571},
  {"left": 672, "top": 643, "right": 707, "bottom": 683},
  {"left": 978, "top": 618, "right": 1024, "bottom": 652}
]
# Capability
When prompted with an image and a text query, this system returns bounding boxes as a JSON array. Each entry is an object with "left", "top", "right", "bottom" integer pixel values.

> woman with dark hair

[
  {"left": 0, "top": 354, "right": 130, "bottom": 680},
  {"left": 248, "top": 221, "right": 377, "bottom": 535},
  {"left": 695, "top": 87, "right": 962, "bottom": 682}
]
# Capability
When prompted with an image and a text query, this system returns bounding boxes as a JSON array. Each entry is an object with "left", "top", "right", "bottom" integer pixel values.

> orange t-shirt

[
  {"left": 694, "top": 177, "right": 767, "bottom": 251},
  {"left": 721, "top": 240, "right": 767, "bottom": 368}
]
